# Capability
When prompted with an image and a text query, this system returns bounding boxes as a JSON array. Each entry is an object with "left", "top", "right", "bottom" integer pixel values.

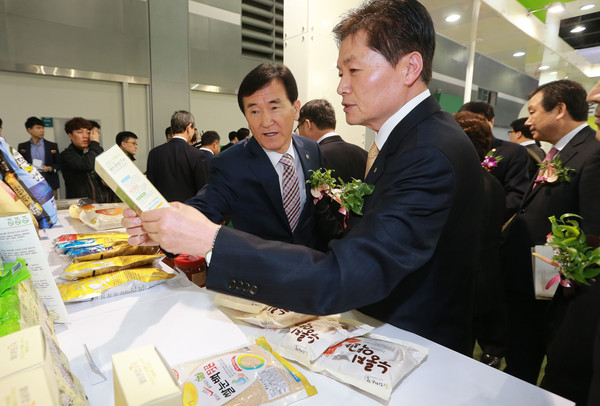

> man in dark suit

[
  {"left": 124, "top": 0, "right": 483, "bottom": 355},
  {"left": 18, "top": 117, "right": 60, "bottom": 199},
  {"left": 185, "top": 63, "right": 323, "bottom": 249},
  {"left": 502, "top": 80, "right": 600, "bottom": 396},
  {"left": 297, "top": 98, "right": 367, "bottom": 183},
  {"left": 509, "top": 117, "right": 545, "bottom": 180},
  {"left": 197, "top": 130, "right": 220, "bottom": 167},
  {"left": 220, "top": 131, "right": 238, "bottom": 152},
  {"left": 459, "top": 102, "right": 529, "bottom": 221},
  {"left": 146, "top": 110, "right": 208, "bottom": 202}
]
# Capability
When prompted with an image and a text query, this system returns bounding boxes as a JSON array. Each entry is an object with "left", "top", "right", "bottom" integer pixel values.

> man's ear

[{"left": 401, "top": 52, "right": 423, "bottom": 86}]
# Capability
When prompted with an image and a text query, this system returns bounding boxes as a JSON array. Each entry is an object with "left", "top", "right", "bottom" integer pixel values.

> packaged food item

[
  {"left": 174, "top": 254, "right": 206, "bottom": 287},
  {"left": 236, "top": 306, "right": 316, "bottom": 329},
  {"left": 76, "top": 203, "right": 129, "bottom": 230},
  {"left": 54, "top": 234, "right": 129, "bottom": 254},
  {"left": 214, "top": 293, "right": 268, "bottom": 314},
  {"left": 0, "top": 140, "right": 57, "bottom": 228},
  {"left": 256, "top": 317, "right": 374, "bottom": 367},
  {"left": 58, "top": 267, "right": 175, "bottom": 302},
  {"left": 54, "top": 232, "right": 130, "bottom": 244},
  {"left": 62, "top": 254, "right": 163, "bottom": 280},
  {"left": 72, "top": 244, "right": 158, "bottom": 262},
  {"left": 174, "top": 337, "right": 317, "bottom": 406},
  {"left": 310, "top": 334, "right": 428, "bottom": 400}
]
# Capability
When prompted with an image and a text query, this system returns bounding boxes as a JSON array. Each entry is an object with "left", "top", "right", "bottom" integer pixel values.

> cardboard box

[
  {"left": 0, "top": 325, "right": 59, "bottom": 405},
  {"left": 112, "top": 345, "right": 182, "bottom": 406},
  {"left": 95, "top": 145, "right": 169, "bottom": 213}
]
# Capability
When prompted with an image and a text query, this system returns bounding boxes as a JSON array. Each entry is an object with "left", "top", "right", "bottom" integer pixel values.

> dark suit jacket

[
  {"left": 319, "top": 134, "right": 367, "bottom": 182},
  {"left": 186, "top": 135, "right": 322, "bottom": 249},
  {"left": 206, "top": 96, "right": 484, "bottom": 354},
  {"left": 490, "top": 137, "right": 529, "bottom": 220},
  {"left": 524, "top": 143, "right": 545, "bottom": 180},
  {"left": 199, "top": 148, "right": 214, "bottom": 167},
  {"left": 146, "top": 138, "right": 208, "bottom": 202},
  {"left": 18, "top": 139, "right": 60, "bottom": 190}
]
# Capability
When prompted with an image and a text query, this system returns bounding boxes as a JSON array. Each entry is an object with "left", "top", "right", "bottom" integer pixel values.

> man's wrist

[{"left": 205, "top": 224, "right": 222, "bottom": 266}]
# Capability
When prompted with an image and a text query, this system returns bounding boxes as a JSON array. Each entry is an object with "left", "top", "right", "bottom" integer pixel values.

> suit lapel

[{"left": 292, "top": 135, "right": 317, "bottom": 223}]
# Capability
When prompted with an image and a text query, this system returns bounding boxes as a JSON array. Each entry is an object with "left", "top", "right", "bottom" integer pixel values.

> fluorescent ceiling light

[
  {"left": 513, "top": 51, "right": 526, "bottom": 57},
  {"left": 549, "top": 71, "right": 558, "bottom": 75},
  {"left": 548, "top": 3, "right": 566, "bottom": 13},
  {"left": 580, "top": 4, "right": 595, "bottom": 11},
  {"left": 570, "top": 25, "right": 586, "bottom": 33},
  {"left": 539, "top": 65, "right": 550, "bottom": 70},
  {"left": 445, "top": 14, "right": 460, "bottom": 23}
]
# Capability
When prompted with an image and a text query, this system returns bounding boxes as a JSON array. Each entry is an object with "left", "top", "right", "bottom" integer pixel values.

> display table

[{"left": 42, "top": 211, "right": 573, "bottom": 405}]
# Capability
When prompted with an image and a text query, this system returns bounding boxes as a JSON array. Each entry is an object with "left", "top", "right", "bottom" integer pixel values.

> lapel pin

[
  {"left": 306, "top": 154, "right": 310, "bottom": 159},
  {"left": 374, "top": 167, "right": 378, "bottom": 173}
]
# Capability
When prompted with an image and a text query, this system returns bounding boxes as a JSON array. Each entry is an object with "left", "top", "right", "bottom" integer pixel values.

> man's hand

[
  {"left": 90, "top": 128, "right": 100, "bottom": 143},
  {"left": 121, "top": 202, "right": 219, "bottom": 256},
  {"left": 41, "top": 165, "right": 52, "bottom": 173}
]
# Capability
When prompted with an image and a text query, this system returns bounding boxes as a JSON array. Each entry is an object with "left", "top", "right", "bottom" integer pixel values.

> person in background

[
  {"left": 237, "top": 127, "right": 250, "bottom": 142},
  {"left": 59, "top": 117, "right": 115, "bottom": 202},
  {"left": 198, "top": 130, "right": 220, "bottom": 166},
  {"left": 165, "top": 126, "right": 173, "bottom": 142},
  {"left": 458, "top": 101, "right": 529, "bottom": 221},
  {"left": 115, "top": 131, "right": 138, "bottom": 161},
  {"left": 18, "top": 117, "right": 61, "bottom": 200},
  {"left": 509, "top": 117, "right": 545, "bottom": 180},
  {"left": 220, "top": 131, "right": 238, "bottom": 152},
  {"left": 189, "top": 127, "right": 199, "bottom": 147},
  {"left": 454, "top": 111, "right": 507, "bottom": 369},
  {"left": 89, "top": 120, "right": 101, "bottom": 140},
  {"left": 297, "top": 98, "right": 367, "bottom": 183},
  {"left": 146, "top": 110, "right": 208, "bottom": 202},
  {"left": 123, "top": 0, "right": 484, "bottom": 355}
]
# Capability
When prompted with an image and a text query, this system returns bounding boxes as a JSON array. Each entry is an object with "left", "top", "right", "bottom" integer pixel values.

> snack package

[
  {"left": 58, "top": 267, "right": 175, "bottom": 302},
  {"left": 255, "top": 317, "right": 374, "bottom": 367},
  {"left": 174, "top": 337, "right": 317, "bottom": 406},
  {"left": 214, "top": 293, "right": 268, "bottom": 314},
  {"left": 55, "top": 237, "right": 128, "bottom": 255},
  {"left": 54, "top": 232, "right": 130, "bottom": 244},
  {"left": 72, "top": 244, "right": 158, "bottom": 262},
  {"left": 0, "top": 259, "right": 32, "bottom": 337},
  {"left": 0, "top": 140, "right": 57, "bottom": 228},
  {"left": 62, "top": 254, "right": 163, "bottom": 280},
  {"left": 236, "top": 306, "right": 316, "bottom": 329},
  {"left": 310, "top": 334, "right": 428, "bottom": 401},
  {"left": 74, "top": 203, "right": 128, "bottom": 230}
]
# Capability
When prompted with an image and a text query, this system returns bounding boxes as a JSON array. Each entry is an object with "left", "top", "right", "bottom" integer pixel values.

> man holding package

[{"left": 123, "top": 0, "right": 483, "bottom": 355}]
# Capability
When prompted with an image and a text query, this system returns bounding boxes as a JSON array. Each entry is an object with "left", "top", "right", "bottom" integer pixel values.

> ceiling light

[
  {"left": 539, "top": 65, "right": 550, "bottom": 70},
  {"left": 580, "top": 4, "right": 595, "bottom": 11},
  {"left": 548, "top": 3, "right": 566, "bottom": 13},
  {"left": 445, "top": 14, "right": 460, "bottom": 23},
  {"left": 570, "top": 25, "right": 586, "bottom": 33},
  {"left": 550, "top": 71, "right": 558, "bottom": 75},
  {"left": 513, "top": 51, "right": 526, "bottom": 57}
]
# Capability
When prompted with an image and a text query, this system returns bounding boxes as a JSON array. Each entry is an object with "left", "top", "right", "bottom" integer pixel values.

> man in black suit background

[
  {"left": 502, "top": 80, "right": 600, "bottom": 397},
  {"left": 459, "top": 102, "right": 529, "bottom": 221},
  {"left": 198, "top": 130, "right": 220, "bottom": 167},
  {"left": 124, "top": 0, "right": 483, "bottom": 355},
  {"left": 146, "top": 110, "right": 208, "bottom": 202},
  {"left": 18, "top": 117, "right": 60, "bottom": 199},
  {"left": 220, "top": 131, "right": 238, "bottom": 152},
  {"left": 509, "top": 117, "right": 545, "bottom": 180},
  {"left": 297, "top": 98, "right": 367, "bottom": 183}
]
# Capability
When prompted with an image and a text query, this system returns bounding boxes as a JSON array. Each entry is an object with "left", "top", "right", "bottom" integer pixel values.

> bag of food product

[
  {"left": 174, "top": 337, "right": 317, "bottom": 406},
  {"left": 58, "top": 267, "right": 175, "bottom": 302},
  {"left": 71, "top": 244, "right": 158, "bottom": 262},
  {"left": 54, "top": 232, "right": 130, "bottom": 244},
  {"left": 71, "top": 202, "right": 128, "bottom": 230},
  {"left": 236, "top": 306, "right": 317, "bottom": 329},
  {"left": 62, "top": 254, "right": 163, "bottom": 280},
  {"left": 214, "top": 293, "right": 268, "bottom": 314},
  {"left": 310, "top": 334, "right": 428, "bottom": 400}
]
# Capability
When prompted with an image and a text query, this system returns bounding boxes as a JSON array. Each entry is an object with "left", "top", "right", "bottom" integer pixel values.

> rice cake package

[
  {"left": 255, "top": 317, "right": 374, "bottom": 367},
  {"left": 174, "top": 337, "right": 317, "bottom": 406},
  {"left": 214, "top": 293, "right": 268, "bottom": 314},
  {"left": 54, "top": 232, "right": 130, "bottom": 244},
  {"left": 77, "top": 203, "right": 128, "bottom": 230},
  {"left": 62, "top": 254, "right": 163, "bottom": 280},
  {"left": 310, "top": 334, "right": 428, "bottom": 401},
  {"left": 72, "top": 244, "right": 159, "bottom": 262},
  {"left": 58, "top": 267, "right": 175, "bottom": 302},
  {"left": 236, "top": 306, "right": 316, "bottom": 329}
]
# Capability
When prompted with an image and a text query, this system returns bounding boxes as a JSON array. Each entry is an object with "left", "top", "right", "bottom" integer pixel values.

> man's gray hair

[{"left": 171, "top": 110, "right": 195, "bottom": 134}]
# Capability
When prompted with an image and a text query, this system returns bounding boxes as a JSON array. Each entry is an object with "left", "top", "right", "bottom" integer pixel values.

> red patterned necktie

[
  {"left": 533, "top": 147, "right": 559, "bottom": 187},
  {"left": 280, "top": 153, "right": 301, "bottom": 233}
]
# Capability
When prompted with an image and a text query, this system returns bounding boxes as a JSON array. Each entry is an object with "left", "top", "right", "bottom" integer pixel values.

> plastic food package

[
  {"left": 310, "top": 334, "right": 428, "bottom": 400},
  {"left": 58, "top": 267, "right": 175, "bottom": 302},
  {"left": 72, "top": 244, "right": 159, "bottom": 262},
  {"left": 0, "top": 140, "right": 57, "bottom": 228},
  {"left": 55, "top": 232, "right": 130, "bottom": 244},
  {"left": 62, "top": 254, "right": 163, "bottom": 280},
  {"left": 174, "top": 337, "right": 317, "bottom": 406},
  {"left": 71, "top": 203, "right": 128, "bottom": 230},
  {"left": 255, "top": 317, "right": 374, "bottom": 367},
  {"left": 236, "top": 306, "right": 317, "bottom": 329},
  {"left": 214, "top": 293, "right": 268, "bottom": 314},
  {"left": 54, "top": 234, "right": 129, "bottom": 254}
]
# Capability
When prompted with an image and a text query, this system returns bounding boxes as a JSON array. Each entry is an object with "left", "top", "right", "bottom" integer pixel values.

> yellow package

[
  {"left": 58, "top": 268, "right": 174, "bottom": 302},
  {"left": 174, "top": 337, "right": 317, "bottom": 406},
  {"left": 62, "top": 254, "right": 163, "bottom": 280},
  {"left": 73, "top": 244, "right": 159, "bottom": 262},
  {"left": 214, "top": 293, "right": 268, "bottom": 314},
  {"left": 236, "top": 306, "right": 316, "bottom": 329},
  {"left": 55, "top": 232, "right": 130, "bottom": 244}
]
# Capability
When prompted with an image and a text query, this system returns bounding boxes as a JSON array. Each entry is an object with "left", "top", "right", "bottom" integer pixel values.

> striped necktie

[
  {"left": 280, "top": 153, "right": 301, "bottom": 233},
  {"left": 365, "top": 141, "right": 380, "bottom": 177}
]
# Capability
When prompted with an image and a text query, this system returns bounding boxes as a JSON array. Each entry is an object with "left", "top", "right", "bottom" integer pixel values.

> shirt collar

[
  {"left": 373, "top": 89, "right": 431, "bottom": 150},
  {"left": 263, "top": 139, "right": 296, "bottom": 167},
  {"left": 317, "top": 132, "right": 338, "bottom": 144},
  {"left": 553, "top": 123, "right": 588, "bottom": 151},
  {"left": 520, "top": 140, "right": 536, "bottom": 147},
  {"left": 199, "top": 147, "right": 214, "bottom": 155},
  {"left": 30, "top": 138, "right": 45, "bottom": 147},
  {"left": 171, "top": 135, "right": 187, "bottom": 142}
]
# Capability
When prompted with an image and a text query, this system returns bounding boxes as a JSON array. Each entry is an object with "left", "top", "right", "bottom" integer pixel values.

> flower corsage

[
  {"left": 536, "top": 155, "right": 573, "bottom": 184},
  {"left": 481, "top": 148, "right": 503, "bottom": 172},
  {"left": 308, "top": 169, "right": 374, "bottom": 227}
]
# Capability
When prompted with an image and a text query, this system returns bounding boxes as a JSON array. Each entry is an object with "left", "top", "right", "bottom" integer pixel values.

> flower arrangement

[
  {"left": 308, "top": 169, "right": 374, "bottom": 226},
  {"left": 481, "top": 149, "right": 503, "bottom": 172},
  {"left": 532, "top": 213, "right": 600, "bottom": 289},
  {"left": 535, "top": 155, "right": 573, "bottom": 184}
]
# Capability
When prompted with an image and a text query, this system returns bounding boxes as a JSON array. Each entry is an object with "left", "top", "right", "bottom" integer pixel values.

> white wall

[{"left": 190, "top": 90, "right": 249, "bottom": 145}]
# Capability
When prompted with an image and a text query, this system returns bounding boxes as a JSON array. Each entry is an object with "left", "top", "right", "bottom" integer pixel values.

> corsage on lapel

[
  {"left": 481, "top": 148, "right": 502, "bottom": 172},
  {"left": 535, "top": 154, "right": 573, "bottom": 185}
]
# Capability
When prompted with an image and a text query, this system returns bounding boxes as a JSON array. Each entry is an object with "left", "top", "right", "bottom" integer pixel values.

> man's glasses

[{"left": 294, "top": 120, "right": 305, "bottom": 133}]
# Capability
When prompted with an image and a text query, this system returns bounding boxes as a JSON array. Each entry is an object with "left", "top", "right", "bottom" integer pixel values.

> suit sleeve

[
  {"left": 206, "top": 146, "right": 455, "bottom": 315},
  {"left": 47, "top": 143, "right": 61, "bottom": 172},
  {"left": 193, "top": 153, "right": 208, "bottom": 193},
  {"left": 503, "top": 146, "right": 529, "bottom": 218}
]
